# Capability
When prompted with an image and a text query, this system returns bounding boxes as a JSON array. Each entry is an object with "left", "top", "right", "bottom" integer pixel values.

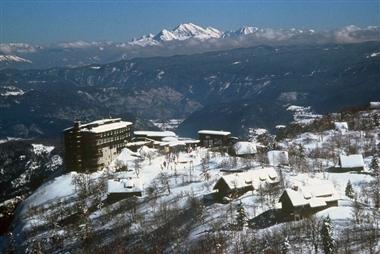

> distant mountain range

[
  {"left": 0, "top": 41, "right": 379, "bottom": 138},
  {"left": 1, "top": 23, "right": 379, "bottom": 69}
]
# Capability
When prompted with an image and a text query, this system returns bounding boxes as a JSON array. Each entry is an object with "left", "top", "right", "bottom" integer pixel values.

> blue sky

[{"left": 1, "top": 0, "right": 379, "bottom": 43}]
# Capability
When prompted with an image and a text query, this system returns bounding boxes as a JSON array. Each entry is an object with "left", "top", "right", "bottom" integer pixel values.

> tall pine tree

[
  {"left": 345, "top": 180, "right": 355, "bottom": 199},
  {"left": 235, "top": 200, "right": 247, "bottom": 229},
  {"left": 320, "top": 216, "right": 336, "bottom": 254}
]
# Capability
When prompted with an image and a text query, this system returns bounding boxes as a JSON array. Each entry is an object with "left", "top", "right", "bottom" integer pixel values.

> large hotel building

[{"left": 63, "top": 118, "right": 133, "bottom": 172}]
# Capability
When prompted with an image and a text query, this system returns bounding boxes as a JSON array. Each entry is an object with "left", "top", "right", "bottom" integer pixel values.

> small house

[
  {"left": 232, "top": 141, "right": 257, "bottom": 157},
  {"left": 106, "top": 177, "right": 142, "bottom": 203},
  {"left": 279, "top": 180, "right": 338, "bottom": 219},
  {"left": 213, "top": 167, "right": 279, "bottom": 198},
  {"left": 267, "top": 150, "right": 289, "bottom": 167},
  {"left": 338, "top": 154, "right": 364, "bottom": 171},
  {"left": 334, "top": 122, "right": 348, "bottom": 134},
  {"left": 369, "top": 101, "right": 380, "bottom": 109},
  {"left": 198, "top": 130, "right": 231, "bottom": 148}
]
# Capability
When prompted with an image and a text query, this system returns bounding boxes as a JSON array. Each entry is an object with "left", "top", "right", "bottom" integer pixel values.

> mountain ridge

[
  {"left": 1, "top": 24, "right": 379, "bottom": 69},
  {"left": 0, "top": 41, "right": 379, "bottom": 138}
]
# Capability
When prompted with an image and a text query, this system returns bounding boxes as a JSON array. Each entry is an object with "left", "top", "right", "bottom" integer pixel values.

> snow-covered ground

[
  {"left": 287, "top": 105, "right": 322, "bottom": 125},
  {"left": 5, "top": 109, "right": 380, "bottom": 253}
]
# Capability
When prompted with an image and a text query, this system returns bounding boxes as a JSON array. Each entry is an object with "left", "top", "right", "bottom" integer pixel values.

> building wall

[
  {"left": 199, "top": 134, "right": 230, "bottom": 148},
  {"left": 64, "top": 122, "right": 132, "bottom": 172}
]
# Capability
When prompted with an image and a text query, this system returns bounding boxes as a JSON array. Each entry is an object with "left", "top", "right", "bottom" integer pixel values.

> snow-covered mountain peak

[
  {"left": 172, "top": 22, "right": 222, "bottom": 40},
  {"left": 131, "top": 23, "right": 222, "bottom": 46},
  {"left": 154, "top": 29, "right": 177, "bottom": 41},
  {"left": 0, "top": 54, "right": 32, "bottom": 63},
  {"left": 238, "top": 26, "right": 259, "bottom": 35}
]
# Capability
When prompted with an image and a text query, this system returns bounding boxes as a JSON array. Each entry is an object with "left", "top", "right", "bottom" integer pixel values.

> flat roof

[
  {"left": 64, "top": 118, "right": 132, "bottom": 133},
  {"left": 85, "top": 121, "right": 132, "bottom": 133},
  {"left": 107, "top": 178, "right": 142, "bottom": 193},
  {"left": 198, "top": 130, "right": 231, "bottom": 136},
  {"left": 134, "top": 131, "right": 177, "bottom": 137}
]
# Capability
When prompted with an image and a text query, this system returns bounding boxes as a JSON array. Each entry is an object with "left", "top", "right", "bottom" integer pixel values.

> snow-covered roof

[
  {"left": 152, "top": 136, "right": 199, "bottom": 148},
  {"left": 161, "top": 136, "right": 179, "bottom": 142},
  {"left": 198, "top": 130, "right": 231, "bottom": 136},
  {"left": 179, "top": 138, "right": 200, "bottom": 144},
  {"left": 334, "top": 122, "right": 348, "bottom": 132},
  {"left": 214, "top": 167, "right": 279, "bottom": 190},
  {"left": 64, "top": 118, "right": 132, "bottom": 133},
  {"left": 370, "top": 101, "right": 380, "bottom": 109},
  {"left": 126, "top": 141, "right": 151, "bottom": 147},
  {"left": 134, "top": 130, "right": 177, "bottom": 138},
  {"left": 233, "top": 141, "right": 257, "bottom": 155},
  {"left": 339, "top": 154, "right": 364, "bottom": 168},
  {"left": 86, "top": 121, "right": 132, "bottom": 133},
  {"left": 107, "top": 177, "right": 142, "bottom": 194},
  {"left": 282, "top": 180, "right": 338, "bottom": 208},
  {"left": 267, "top": 150, "right": 289, "bottom": 166}
]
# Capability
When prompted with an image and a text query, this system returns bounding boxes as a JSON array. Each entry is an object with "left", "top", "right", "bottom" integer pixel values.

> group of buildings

[
  {"left": 63, "top": 118, "right": 366, "bottom": 219},
  {"left": 63, "top": 118, "right": 241, "bottom": 172}
]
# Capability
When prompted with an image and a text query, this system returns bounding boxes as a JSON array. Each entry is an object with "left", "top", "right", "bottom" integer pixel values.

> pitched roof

[
  {"left": 339, "top": 154, "right": 364, "bottom": 168},
  {"left": 233, "top": 141, "right": 257, "bottom": 155},
  {"left": 281, "top": 180, "right": 338, "bottom": 208},
  {"left": 214, "top": 167, "right": 279, "bottom": 190}
]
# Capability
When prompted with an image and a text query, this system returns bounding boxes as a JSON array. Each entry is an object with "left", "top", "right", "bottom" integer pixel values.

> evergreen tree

[
  {"left": 370, "top": 156, "right": 379, "bottom": 175},
  {"left": 320, "top": 216, "right": 336, "bottom": 254},
  {"left": 235, "top": 201, "right": 247, "bottom": 229},
  {"left": 345, "top": 180, "right": 355, "bottom": 199}
]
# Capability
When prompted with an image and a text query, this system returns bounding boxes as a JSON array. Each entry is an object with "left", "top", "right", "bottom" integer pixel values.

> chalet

[
  {"left": 63, "top": 118, "right": 133, "bottom": 172},
  {"left": 213, "top": 167, "right": 279, "bottom": 198},
  {"left": 198, "top": 130, "right": 231, "bottom": 148},
  {"left": 279, "top": 180, "right": 338, "bottom": 219},
  {"left": 334, "top": 122, "right": 348, "bottom": 134},
  {"left": 338, "top": 154, "right": 365, "bottom": 171},
  {"left": 232, "top": 141, "right": 257, "bottom": 157},
  {"left": 267, "top": 150, "right": 289, "bottom": 167},
  {"left": 106, "top": 177, "right": 142, "bottom": 203}
]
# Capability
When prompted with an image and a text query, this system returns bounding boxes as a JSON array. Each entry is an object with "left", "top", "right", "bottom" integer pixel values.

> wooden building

[
  {"left": 63, "top": 118, "right": 133, "bottom": 172},
  {"left": 279, "top": 180, "right": 338, "bottom": 219},
  {"left": 198, "top": 130, "right": 231, "bottom": 148},
  {"left": 213, "top": 167, "right": 279, "bottom": 198}
]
